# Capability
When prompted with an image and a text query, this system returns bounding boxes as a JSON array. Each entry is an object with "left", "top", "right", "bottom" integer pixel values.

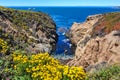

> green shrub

[
  {"left": 0, "top": 38, "right": 9, "bottom": 55},
  {"left": 0, "top": 51, "right": 86, "bottom": 80},
  {"left": 86, "top": 65, "right": 120, "bottom": 80}
]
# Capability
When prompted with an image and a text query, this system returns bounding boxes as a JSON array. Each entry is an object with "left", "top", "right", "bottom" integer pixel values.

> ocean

[{"left": 8, "top": 6, "right": 120, "bottom": 55}]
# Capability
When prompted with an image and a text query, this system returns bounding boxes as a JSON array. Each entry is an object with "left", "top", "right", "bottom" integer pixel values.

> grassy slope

[
  {"left": 0, "top": 6, "right": 55, "bottom": 29},
  {"left": 86, "top": 65, "right": 120, "bottom": 80}
]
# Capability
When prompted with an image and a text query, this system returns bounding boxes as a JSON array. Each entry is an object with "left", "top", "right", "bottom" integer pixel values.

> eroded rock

[
  {"left": 69, "top": 14, "right": 103, "bottom": 45},
  {"left": 68, "top": 31, "right": 120, "bottom": 70}
]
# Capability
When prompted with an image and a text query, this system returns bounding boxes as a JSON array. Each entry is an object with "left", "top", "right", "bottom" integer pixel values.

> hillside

[{"left": 0, "top": 6, "right": 58, "bottom": 54}]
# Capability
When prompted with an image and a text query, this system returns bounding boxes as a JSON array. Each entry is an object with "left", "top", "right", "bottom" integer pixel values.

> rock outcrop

[
  {"left": 69, "top": 14, "right": 103, "bottom": 45},
  {"left": 0, "top": 6, "right": 58, "bottom": 53},
  {"left": 68, "top": 31, "right": 120, "bottom": 66},
  {"left": 67, "top": 12, "right": 120, "bottom": 71}
]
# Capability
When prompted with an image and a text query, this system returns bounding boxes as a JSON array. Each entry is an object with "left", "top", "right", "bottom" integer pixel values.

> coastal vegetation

[
  {"left": 92, "top": 12, "right": 120, "bottom": 36},
  {"left": 0, "top": 50, "right": 86, "bottom": 80},
  {"left": 86, "top": 65, "right": 120, "bottom": 80},
  {"left": 0, "top": 40, "right": 120, "bottom": 80},
  {"left": 0, "top": 6, "right": 55, "bottom": 29},
  {"left": 0, "top": 38, "right": 9, "bottom": 55},
  {"left": 0, "top": 6, "right": 120, "bottom": 80}
]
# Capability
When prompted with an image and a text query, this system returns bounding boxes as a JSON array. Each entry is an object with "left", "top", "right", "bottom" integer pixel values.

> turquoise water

[{"left": 8, "top": 6, "right": 120, "bottom": 55}]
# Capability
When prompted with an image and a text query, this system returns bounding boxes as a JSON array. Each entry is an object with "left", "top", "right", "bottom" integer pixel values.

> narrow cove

[{"left": 9, "top": 6, "right": 120, "bottom": 59}]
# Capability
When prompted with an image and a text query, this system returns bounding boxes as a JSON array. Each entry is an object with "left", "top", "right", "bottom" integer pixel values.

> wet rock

[{"left": 57, "top": 27, "right": 69, "bottom": 33}]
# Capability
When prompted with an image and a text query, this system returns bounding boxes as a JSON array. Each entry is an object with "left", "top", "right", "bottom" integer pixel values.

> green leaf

[
  {"left": 19, "top": 76, "right": 25, "bottom": 80},
  {"left": 0, "top": 60, "right": 3, "bottom": 65},
  {"left": 13, "top": 76, "right": 19, "bottom": 80}
]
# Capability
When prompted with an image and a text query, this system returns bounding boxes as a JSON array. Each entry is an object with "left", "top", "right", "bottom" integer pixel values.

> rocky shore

[{"left": 67, "top": 12, "right": 120, "bottom": 71}]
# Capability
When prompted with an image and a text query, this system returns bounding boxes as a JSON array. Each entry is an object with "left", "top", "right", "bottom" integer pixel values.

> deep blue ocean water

[{"left": 8, "top": 6, "right": 120, "bottom": 55}]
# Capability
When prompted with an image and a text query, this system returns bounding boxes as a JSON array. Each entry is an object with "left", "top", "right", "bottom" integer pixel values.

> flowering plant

[{"left": 12, "top": 52, "right": 86, "bottom": 80}]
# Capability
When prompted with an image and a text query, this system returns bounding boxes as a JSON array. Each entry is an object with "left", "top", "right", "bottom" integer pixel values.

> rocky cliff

[
  {"left": 67, "top": 12, "right": 120, "bottom": 71},
  {"left": 69, "top": 14, "right": 103, "bottom": 45},
  {"left": 0, "top": 6, "right": 58, "bottom": 54}
]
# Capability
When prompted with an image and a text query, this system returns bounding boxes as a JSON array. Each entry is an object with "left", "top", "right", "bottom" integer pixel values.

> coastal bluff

[
  {"left": 0, "top": 6, "right": 58, "bottom": 54},
  {"left": 67, "top": 12, "right": 120, "bottom": 71}
]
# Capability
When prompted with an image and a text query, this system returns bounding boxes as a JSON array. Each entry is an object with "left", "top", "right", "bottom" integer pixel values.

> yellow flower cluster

[
  {"left": 13, "top": 52, "right": 86, "bottom": 80},
  {"left": 0, "top": 38, "right": 8, "bottom": 54}
]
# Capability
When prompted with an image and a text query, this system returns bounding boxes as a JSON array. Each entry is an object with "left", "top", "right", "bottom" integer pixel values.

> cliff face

[
  {"left": 0, "top": 6, "right": 58, "bottom": 53},
  {"left": 68, "top": 31, "right": 120, "bottom": 66},
  {"left": 68, "top": 14, "right": 103, "bottom": 57},
  {"left": 67, "top": 12, "right": 120, "bottom": 71},
  {"left": 69, "top": 13, "right": 120, "bottom": 46}
]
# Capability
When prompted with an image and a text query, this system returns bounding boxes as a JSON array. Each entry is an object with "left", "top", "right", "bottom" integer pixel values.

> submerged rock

[{"left": 57, "top": 27, "right": 69, "bottom": 34}]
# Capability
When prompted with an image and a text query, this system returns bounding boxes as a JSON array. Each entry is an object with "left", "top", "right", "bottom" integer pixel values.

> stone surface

[
  {"left": 68, "top": 30, "right": 120, "bottom": 69},
  {"left": 69, "top": 14, "right": 103, "bottom": 45}
]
